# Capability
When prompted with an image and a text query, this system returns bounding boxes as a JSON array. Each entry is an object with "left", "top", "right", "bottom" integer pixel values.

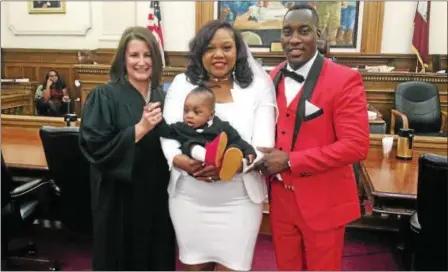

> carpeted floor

[{"left": 5, "top": 227, "right": 402, "bottom": 271}]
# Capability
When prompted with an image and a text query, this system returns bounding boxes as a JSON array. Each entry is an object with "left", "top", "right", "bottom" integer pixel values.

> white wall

[
  {"left": 382, "top": 1, "right": 447, "bottom": 54},
  {"left": 0, "top": 1, "right": 196, "bottom": 51},
  {"left": 1, "top": 1, "right": 447, "bottom": 54}
]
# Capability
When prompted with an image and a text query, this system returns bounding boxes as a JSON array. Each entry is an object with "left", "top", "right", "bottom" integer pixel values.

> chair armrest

[
  {"left": 440, "top": 111, "right": 447, "bottom": 133},
  {"left": 390, "top": 109, "right": 409, "bottom": 134},
  {"left": 10, "top": 178, "right": 52, "bottom": 198}
]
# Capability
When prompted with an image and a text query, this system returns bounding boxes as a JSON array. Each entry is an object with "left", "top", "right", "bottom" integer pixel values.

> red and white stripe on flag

[
  {"left": 412, "top": 1, "right": 431, "bottom": 69},
  {"left": 147, "top": 1, "right": 165, "bottom": 67}
]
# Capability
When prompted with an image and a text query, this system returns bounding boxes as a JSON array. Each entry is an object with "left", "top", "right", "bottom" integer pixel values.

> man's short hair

[{"left": 284, "top": 3, "right": 320, "bottom": 27}]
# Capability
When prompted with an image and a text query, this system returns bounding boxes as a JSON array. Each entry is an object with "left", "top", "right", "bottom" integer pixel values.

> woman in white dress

[{"left": 161, "top": 20, "right": 276, "bottom": 271}]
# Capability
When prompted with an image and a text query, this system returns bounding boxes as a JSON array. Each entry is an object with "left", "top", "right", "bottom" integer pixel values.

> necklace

[
  {"left": 144, "top": 90, "right": 151, "bottom": 104},
  {"left": 209, "top": 75, "right": 231, "bottom": 82}
]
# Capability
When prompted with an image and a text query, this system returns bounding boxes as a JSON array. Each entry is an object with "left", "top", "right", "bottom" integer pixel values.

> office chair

[
  {"left": 1, "top": 153, "right": 59, "bottom": 270},
  {"left": 403, "top": 153, "right": 447, "bottom": 271},
  {"left": 39, "top": 126, "right": 92, "bottom": 237},
  {"left": 390, "top": 81, "right": 447, "bottom": 136}
]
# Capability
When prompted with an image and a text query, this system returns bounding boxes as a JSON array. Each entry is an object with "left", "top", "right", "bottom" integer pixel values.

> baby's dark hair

[{"left": 187, "top": 85, "right": 216, "bottom": 110}]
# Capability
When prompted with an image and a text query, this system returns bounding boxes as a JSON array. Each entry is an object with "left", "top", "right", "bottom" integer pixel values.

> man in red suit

[{"left": 256, "top": 4, "right": 370, "bottom": 271}]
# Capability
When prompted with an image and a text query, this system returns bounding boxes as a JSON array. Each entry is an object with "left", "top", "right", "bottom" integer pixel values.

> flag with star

[{"left": 147, "top": 1, "right": 165, "bottom": 67}]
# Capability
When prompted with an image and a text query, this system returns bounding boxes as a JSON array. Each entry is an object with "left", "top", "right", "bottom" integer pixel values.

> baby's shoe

[
  {"left": 204, "top": 132, "right": 228, "bottom": 167},
  {"left": 219, "top": 148, "right": 243, "bottom": 181}
]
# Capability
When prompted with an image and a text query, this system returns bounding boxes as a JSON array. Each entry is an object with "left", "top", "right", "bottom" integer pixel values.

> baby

[{"left": 157, "top": 86, "right": 256, "bottom": 181}]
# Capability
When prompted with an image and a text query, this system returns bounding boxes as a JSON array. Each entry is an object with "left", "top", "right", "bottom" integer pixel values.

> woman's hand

[
  {"left": 173, "top": 155, "right": 220, "bottom": 183},
  {"left": 173, "top": 154, "right": 203, "bottom": 175},
  {"left": 135, "top": 102, "right": 162, "bottom": 142},
  {"left": 46, "top": 79, "right": 52, "bottom": 89},
  {"left": 193, "top": 165, "right": 220, "bottom": 182}
]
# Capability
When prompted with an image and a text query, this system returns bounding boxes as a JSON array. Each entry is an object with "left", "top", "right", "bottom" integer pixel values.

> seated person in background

[
  {"left": 157, "top": 85, "right": 256, "bottom": 181},
  {"left": 35, "top": 70, "right": 70, "bottom": 116},
  {"left": 77, "top": 50, "right": 97, "bottom": 64}
]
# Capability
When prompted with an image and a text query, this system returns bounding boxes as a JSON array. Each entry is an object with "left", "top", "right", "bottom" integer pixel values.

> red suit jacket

[{"left": 269, "top": 57, "right": 370, "bottom": 232}]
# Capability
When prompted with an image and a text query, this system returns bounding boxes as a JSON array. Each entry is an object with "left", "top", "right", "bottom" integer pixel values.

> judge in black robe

[
  {"left": 78, "top": 26, "right": 175, "bottom": 271},
  {"left": 79, "top": 82, "right": 175, "bottom": 271}
]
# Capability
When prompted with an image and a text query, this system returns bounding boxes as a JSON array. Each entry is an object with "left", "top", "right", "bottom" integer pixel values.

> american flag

[
  {"left": 412, "top": 1, "right": 431, "bottom": 72},
  {"left": 147, "top": 1, "right": 165, "bottom": 67}
]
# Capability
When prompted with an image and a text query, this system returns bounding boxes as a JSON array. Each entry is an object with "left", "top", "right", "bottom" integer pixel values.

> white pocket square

[{"left": 305, "top": 100, "right": 321, "bottom": 117}]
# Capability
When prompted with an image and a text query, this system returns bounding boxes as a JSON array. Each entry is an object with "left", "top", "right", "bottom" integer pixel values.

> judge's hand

[
  {"left": 140, "top": 102, "right": 162, "bottom": 132},
  {"left": 135, "top": 102, "right": 162, "bottom": 142},
  {"left": 193, "top": 164, "right": 220, "bottom": 183},
  {"left": 255, "top": 147, "right": 290, "bottom": 176},
  {"left": 173, "top": 154, "right": 203, "bottom": 175}
]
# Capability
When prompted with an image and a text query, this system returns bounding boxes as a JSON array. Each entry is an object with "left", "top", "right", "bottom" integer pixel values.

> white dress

[{"left": 161, "top": 74, "right": 276, "bottom": 271}]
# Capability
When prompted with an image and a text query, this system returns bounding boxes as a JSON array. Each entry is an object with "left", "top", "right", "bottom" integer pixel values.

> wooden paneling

[
  {"left": 362, "top": 73, "right": 448, "bottom": 131},
  {"left": 74, "top": 64, "right": 185, "bottom": 110},
  {"left": 2, "top": 48, "right": 447, "bottom": 81},
  {"left": 1, "top": 114, "right": 78, "bottom": 129},
  {"left": 2, "top": 48, "right": 447, "bottom": 124},
  {"left": 1, "top": 81, "right": 38, "bottom": 115},
  {"left": 369, "top": 133, "right": 448, "bottom": 153},
  {"left": 75, "top": 64, "right": 448, "bottom": 131},
  {"left": 360, "top": 2, "right": 384, "bottom": 53},
  {"left": 1, "top": 48, "right": 80, "bottom": 99}
]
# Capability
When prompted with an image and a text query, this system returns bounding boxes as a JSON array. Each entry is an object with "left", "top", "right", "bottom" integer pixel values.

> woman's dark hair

[
  {"left": 185, "top": 20, "right": 253, "bottom": 89},
  {"left": 42, "top": 69, "right": 66, "bottom": 91},
  {"left": 110, "top": 26, "right": 163, "bottom": 90}
]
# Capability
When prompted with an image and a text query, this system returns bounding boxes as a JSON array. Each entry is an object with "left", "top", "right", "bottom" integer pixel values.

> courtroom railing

[{"left": 1, "top": 81, "right": 38, "bottom": 115}]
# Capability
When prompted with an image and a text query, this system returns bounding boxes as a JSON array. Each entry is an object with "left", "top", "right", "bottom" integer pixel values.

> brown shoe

[{"left": 219, "top": 147, "right": 243, "bottom": 181}]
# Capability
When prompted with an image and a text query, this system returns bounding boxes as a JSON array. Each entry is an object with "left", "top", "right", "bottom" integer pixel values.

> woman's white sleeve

[
  {"left": 160, "top": 75, "right": 185, "bottom": 169},
  {"left": 251, "top": 82, "right": 277, "bottom": 158}
]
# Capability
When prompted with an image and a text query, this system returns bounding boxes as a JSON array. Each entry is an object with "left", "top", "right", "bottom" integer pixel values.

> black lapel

[
  {"left": 273, "top": 62, "right": 288, "bottom": 94},
  {"left": 290, "top": 53, "right": 325, "bottom": 150}
]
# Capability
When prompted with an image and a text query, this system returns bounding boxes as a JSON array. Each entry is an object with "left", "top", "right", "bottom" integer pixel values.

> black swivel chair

[
  {"left": 39, "top": 126, "right": 92, "bottom": 237},
  {"left": 404, "top": 154, "right": 448, "bottom": 271},
  {"left": 390, "top": 81, "right": 447, "bottom": 136},
  {"left": 1, "top": 153, "right": 59, "bottom": 270}
]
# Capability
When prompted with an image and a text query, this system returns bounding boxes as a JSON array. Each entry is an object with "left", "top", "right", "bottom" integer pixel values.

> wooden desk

[
  {"left": 361, "top": 147, "right": 420, "bottom": 216},
  {"left": 1, "top": 127, "right": 48, "bottom": 170}
]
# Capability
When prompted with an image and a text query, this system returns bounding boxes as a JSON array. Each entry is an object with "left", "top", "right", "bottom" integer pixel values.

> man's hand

[
  {"left": 256, "top": 147, "right": 290, "bottom": 176},
  {"left": 246, "top": 154, "right": 256, "bottom": 165}
]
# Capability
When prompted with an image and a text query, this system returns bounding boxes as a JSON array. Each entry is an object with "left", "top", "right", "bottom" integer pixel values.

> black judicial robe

[{"left": 79, "top": 80, "right": 175, "bottom": 271}]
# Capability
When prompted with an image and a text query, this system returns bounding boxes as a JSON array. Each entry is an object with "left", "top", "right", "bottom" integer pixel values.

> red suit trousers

[{"left": 270, "top": 182, "right": 346, "bottom": 271}]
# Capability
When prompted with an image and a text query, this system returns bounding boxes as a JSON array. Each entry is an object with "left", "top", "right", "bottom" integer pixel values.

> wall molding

[
  {"left": 3, "top": 2, "right": 92, "bottom": 36},
  {"left": 98, "top": 2, "right": 139, "bottom": 43}
]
